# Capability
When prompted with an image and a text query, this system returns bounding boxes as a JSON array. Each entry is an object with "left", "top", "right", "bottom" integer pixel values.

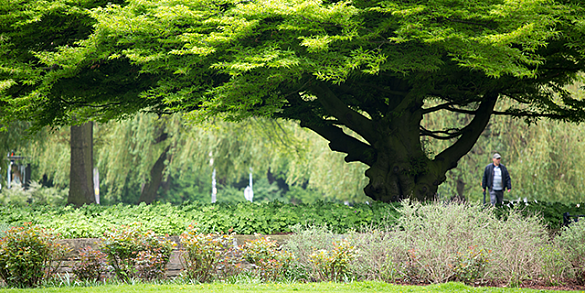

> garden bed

[{"left": 2, "top": 201, "right": 585, "bottom": 290}]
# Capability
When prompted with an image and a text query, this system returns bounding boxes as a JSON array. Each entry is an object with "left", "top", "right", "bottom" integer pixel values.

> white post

[
  {"left": 249, "top": 167, "right": 253, "bottom": 202},
  {"left": 6, "top": 161, "right": 12, "bottom": 189},
  {"left": 93, "top": 168, "right": 100, "bottom": 204},
  {"left": 244, "top": 167, "right": 254, "bottom": 202},
  {"left": 210, "top": 152, "right": 217, "bottom": 203}
]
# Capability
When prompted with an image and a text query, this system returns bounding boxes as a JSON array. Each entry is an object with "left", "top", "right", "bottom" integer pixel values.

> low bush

[
  {"left": 241, "top": 235, "right": 293, "bottom": 281},
  {"left": 100, "top": 224, "right": 175, "bottom": 282},
  {"left": 309, "top": 239, "right": 357, "bottom": 282},
  {"left": 180, "top": 226, "right": 240, "bottom": 283},
  {"left": 72, "top": 246, "right": 108, "bottom": 282},
  {"left": 452, "top": 246, "right": 490, "bottom": 285},
  {"left": 555, "top": 220, "right": 585, "bottom": 284},
  {"left": 0, "top": 223, "right": 69, "bottom": 287},
  {"left": 282, "top": 225, "right": 340, "bottom": 280},
  {"left": 538, "top": 243, "right": 570, "bottom": 286}
]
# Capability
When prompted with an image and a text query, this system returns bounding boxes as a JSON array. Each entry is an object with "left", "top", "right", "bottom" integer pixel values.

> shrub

[
  {"left": 539, "top": 243, "right": 570, "bottom": 286},
  {"left": 486, "top": 208, "right": 548, "bottom": 286},
  {"left": 100, "top": 224, "right": 175, "bottom": 282},
  {"left": 452, "top": 246, "right": 490, "bottom": 285},
  {"left": 384, "top": 201, "right": 496, "bottom": 283},
  {"left": 345, "top": 200, "right": 549, "bottom": 286},
  {"left": 308, "top": 239, "right": 357, "bottom": 282},
  {"left": 71, "top": 246, "right": 108, "bottom": 282},
  {"left": 241, "top": 235, "right": 293, "bottom": 281},
  {"left": 282, "top": 225, "right": 339, "bottom": 280},
  {"left": 346, "top": 230, "right": 402, "bottom": 282},
  {"left": 0, "top": 223, "right": 69, "bottom": 287},
  {"left": 555, "top": 220, "right": 585, "bottom": 284},
  {"left": 180, "top": 226, "right": 241, "bottom": 283},
  {"left": 0, "top": 182, "right": 67, "bottom": 206}
]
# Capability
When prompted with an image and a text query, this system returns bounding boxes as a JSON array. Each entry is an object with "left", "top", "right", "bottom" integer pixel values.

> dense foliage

[
  {"left": 2, "top": 0, "right": 584, "bottom": 202},
  {"left": 0, "top": 201, "right": 583, "bottom": 239},
  {"left": 0, "top": 224, "right": 68, "bottom": 287},
  {"left": 0, "top": 201, "right": 401, "bottom": 238}
]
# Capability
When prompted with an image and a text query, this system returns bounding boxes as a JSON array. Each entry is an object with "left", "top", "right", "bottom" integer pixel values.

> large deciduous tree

[{"left": 2, "top": 0, "right": 585, "bottom": 202}]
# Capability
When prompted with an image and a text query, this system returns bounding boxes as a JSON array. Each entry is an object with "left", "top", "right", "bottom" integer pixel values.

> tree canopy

[{"left": 1, "top": 0, "right": 585, "bottom": 202}]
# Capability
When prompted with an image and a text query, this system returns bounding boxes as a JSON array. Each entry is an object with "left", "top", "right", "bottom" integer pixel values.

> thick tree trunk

[
  {"left": 138, "top": 145, "right": 170, "bottom": 204},
  {"left": 363, "top": 100, "right": 438, "bottom": 202},
  {"left": 68, "top": 122, "right": 95, "bottom": 206},
  {"left": 300, "top": 81, "right": 499, "bottom": 202},
  {"left": 363, "top": 93, "right": 498, "bottom": 202}
]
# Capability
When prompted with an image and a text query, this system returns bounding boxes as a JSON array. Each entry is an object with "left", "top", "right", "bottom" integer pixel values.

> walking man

[{"left": 482, "top": 153, "right": 511, "bottom": 205}]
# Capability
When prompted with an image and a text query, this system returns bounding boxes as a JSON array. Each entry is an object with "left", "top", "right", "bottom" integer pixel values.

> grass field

[{"left": 0, "top": 282, "right": 579, "bottom": 293}]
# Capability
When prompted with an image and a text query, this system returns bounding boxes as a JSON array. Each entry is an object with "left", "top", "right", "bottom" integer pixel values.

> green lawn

[{"left": 0, "top": 282, "right": 578, "bottom": 293}]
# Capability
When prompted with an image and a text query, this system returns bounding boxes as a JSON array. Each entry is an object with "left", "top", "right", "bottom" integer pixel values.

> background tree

[
  {"left": 0, "top": 0, "right": 150, "bottom": 205},
  {"left": 2, "top": 0, "right": 585, "bottom": 202},
  {"left": 68, "top": 122, "right": 95, "bottom": 206}
]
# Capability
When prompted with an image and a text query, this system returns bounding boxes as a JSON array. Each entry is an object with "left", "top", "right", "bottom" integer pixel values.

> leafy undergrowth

[
  {"left": 0, "top": 201, "right": 401, "bottom": 238},
  {"left": 0, "top": 200, "right": 584, "bottom": 238}
]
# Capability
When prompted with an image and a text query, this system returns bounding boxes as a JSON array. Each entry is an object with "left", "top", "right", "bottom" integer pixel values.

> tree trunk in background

[
  {"left": 68, "top": 122, "right": 95, "bottom": 206},
  {"left": 138, "top": 145, "right": 170, "bottom": 204}
]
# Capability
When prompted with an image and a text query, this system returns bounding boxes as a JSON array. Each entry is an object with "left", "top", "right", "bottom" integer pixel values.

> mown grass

[{"left": 0, "top": 282, "right": 578, "bottom": 293}]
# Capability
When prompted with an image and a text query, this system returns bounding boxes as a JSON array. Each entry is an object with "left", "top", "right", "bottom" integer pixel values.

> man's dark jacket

[{"left": 482, "top": 163, "right": 511, "bottom": 191}]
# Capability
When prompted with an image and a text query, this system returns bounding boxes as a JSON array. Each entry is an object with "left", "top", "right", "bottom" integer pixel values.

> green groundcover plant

[{"left": 0, "top": 200, "right": 583, "bottom": 238}]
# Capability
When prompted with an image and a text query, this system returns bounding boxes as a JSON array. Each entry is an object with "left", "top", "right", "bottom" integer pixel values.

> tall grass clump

[{"left": 555, "top": 220, "right": 585, "bottom": 284}]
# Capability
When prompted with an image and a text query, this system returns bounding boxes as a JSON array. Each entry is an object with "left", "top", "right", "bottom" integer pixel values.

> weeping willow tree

[
  {"left": 92, "top": 114, "right": 371, "bottom": 204},
  {"left": 9, "top": 113, "right": 370, "bottom": 204}
]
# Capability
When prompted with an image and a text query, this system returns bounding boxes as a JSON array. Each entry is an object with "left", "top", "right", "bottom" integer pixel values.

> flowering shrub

[
  {"left": 72, "top": 246, "right": 108, "bottom": 282},
  {"left": 309, "top": 239, "right": 357, "bottom": 282},
  {"left": 452, "top": 246, "right": 490, "bottom": 285},
  {"left": 100, "top": 223, "right": 176, "bottom": 282},
  {"left": 241, "top": 235, "right": 293, "bottom": 281},
  {"left": 180, "top": 226, "right": 241, "bottom": 283},
  {"left": 0, "top": 223, "right": 69, "bottom": 287}
]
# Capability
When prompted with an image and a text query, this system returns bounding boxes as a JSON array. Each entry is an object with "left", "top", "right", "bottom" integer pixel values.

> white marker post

[{"left": 210, "top": 152, "right": 217, "bottom": 203}]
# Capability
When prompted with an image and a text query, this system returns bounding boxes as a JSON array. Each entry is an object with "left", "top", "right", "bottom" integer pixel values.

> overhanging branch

[
  {"left": 301, "top": 121, "right": 376, "bottom": 166},
  {"left": 309, "top": 81, "right": 376, "bottom": 143},
  {"left": 419, "top": 125, "right": 463, "bottom": 140},
  {"left": 433, "top": 92, "right": 499, "bottom": 173},
  {"left": 284, "top": 92, "right": 376, "bottom": 166}
]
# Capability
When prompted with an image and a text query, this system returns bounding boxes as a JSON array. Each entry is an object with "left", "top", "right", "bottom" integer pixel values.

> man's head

[{"left": 492, "top": 153, "right": 501, "bottom": 166}]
